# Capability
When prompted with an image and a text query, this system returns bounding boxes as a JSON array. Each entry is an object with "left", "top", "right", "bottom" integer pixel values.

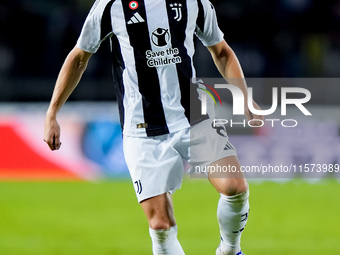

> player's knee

[
  {"left": 220, "top": 178, "right": 248, "bottom": 196},
  {"left": 149, "top": 216, "right": 173, "bottom": 230}
]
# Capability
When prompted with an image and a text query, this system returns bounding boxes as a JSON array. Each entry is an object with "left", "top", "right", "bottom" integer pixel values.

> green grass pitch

[{"left": 0, "top": 178, "right": 339, "bottom": 254}]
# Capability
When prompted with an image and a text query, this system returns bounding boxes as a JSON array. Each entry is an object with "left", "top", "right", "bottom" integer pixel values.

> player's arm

[
  {"left": 44, "top": 46, "right": 92, "bottom": 151},
  {"left": 207, "top": 39, "right": 263, "bottom": 125}
]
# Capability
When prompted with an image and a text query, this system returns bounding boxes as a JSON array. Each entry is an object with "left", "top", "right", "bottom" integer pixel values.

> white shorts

[
  {"left": 189, "top": 119, "right": 238, "bottom": 174},
  {"left": 123, "top": 119, "right": 237, "bottom": 202}
]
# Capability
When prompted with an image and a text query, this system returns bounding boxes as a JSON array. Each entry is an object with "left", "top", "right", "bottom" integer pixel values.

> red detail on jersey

[{"left": 129, "top": 1, "right": 138, "bottom": 10}]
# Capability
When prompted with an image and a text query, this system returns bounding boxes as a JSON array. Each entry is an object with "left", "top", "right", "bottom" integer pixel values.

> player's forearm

[{"left": 46, "top": 48, "right": 90, "bottom": 118}]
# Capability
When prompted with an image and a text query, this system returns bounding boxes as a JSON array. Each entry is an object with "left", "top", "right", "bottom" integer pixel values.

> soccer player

[{"left": 43, "top": 0, "right": 263, "bottom": 254}]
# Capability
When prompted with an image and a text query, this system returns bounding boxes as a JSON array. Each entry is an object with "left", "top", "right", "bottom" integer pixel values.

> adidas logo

[
  {"left": 224, "top": 142, "right": 234, "bottom": 151},
  {"left": 127, "top": 12, "right": 145, "bottom": 24}
]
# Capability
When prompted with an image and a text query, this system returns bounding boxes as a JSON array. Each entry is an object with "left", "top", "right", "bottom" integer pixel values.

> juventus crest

[{"left": 170, "top": 3, "right": 182, "bottom": 21}]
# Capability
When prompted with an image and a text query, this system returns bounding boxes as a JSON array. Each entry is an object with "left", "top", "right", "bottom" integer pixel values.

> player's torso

[
  {"left": 109, "top": 0, "right": 199, "bottom": 136},
  {"left": 110, "top": 0, "right": 197, "bottom": 68}
]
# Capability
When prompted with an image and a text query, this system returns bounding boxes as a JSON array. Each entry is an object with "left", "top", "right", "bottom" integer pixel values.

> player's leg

[
  {"left": 209, "top": 156, "right": 249, "bottom": 255},
  {"left": 123, "top": 132, "right": 187, "bottom": 255},
  {"left": 209, "top": 156, "right": 248, "bottom": 195},
  {"left": 140, "top": 193, "right": 185, "bottom": 255},
  {"left": 190, "top": 119, "right": 249, "bottom": 255}
]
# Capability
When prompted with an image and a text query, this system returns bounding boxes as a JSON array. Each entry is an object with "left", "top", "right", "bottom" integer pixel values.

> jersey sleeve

[
  {"left": 76, "top": 0, "right": 113, "bottom": 53},
  {"left": 195, "top": 0, "right": 224, "bottom": 47}
]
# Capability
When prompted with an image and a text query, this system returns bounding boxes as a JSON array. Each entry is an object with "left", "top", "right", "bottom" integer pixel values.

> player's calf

[
  {"left": 141, "top": 193, "right": 185, "bottom": 254},
  {"left": 216, "top": 189, "right": 249, "bottom": 255}
]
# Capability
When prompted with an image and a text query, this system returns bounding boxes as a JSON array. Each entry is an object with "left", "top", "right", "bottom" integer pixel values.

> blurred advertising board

[{"left": 0, "top": 102, "right": 128, "bottom": 180}]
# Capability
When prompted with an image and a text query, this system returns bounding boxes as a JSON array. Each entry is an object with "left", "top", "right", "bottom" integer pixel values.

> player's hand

[
  {"left": 44, "top": 115, "right": 62, "bottom": 151},
  {"left": 244, "top": 100, "right": 264, "bottom": 126}
]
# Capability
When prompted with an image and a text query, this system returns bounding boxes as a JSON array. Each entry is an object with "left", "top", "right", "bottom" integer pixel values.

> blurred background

[
  {"left": 1, "top": 0, "right": 340, "bottom": 101},
  {"left": 1, "top": 0, "right": 340, "bottom": 179},
  {"left": 0, "top": 0, "right": 340, "bottom": 179},
  {"left": 2, "top": 0, "right": 340, "bottom": 96},
  {"left": 1, "top": 1, "right": 340, "bottom": 255}
]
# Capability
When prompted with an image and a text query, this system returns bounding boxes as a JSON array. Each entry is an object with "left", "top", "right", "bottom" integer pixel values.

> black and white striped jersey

[{"left": 77, "top": 0, "right": 224, "bottom": 137}]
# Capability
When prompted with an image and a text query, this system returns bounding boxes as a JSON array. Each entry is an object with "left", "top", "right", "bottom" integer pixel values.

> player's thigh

[
  {"left": 190, "top": 120, "right": 247, "bottom": 195},
  {"left": 208, "top": 156, "right": 248, "bottom": 196},
  {"left": 123, "top": 133, "right": 185, "bottom": 203}
]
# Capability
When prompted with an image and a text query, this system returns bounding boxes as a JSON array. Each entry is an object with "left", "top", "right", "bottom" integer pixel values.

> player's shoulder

[
  {"left": 88, "top": 0, "right": 114, "bottom": 15},
  {"left": 196, "top": 0, "right": 216, "bottom": 9}
]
